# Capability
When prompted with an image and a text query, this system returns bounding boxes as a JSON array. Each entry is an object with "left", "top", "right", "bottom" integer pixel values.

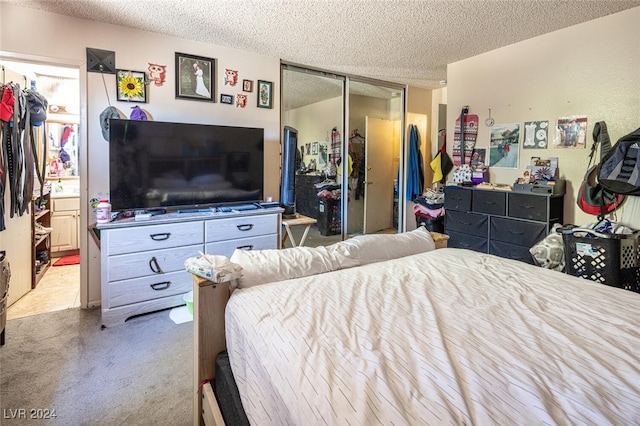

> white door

[{"left": 364, "top": 117, "right": 396, "bottom": 233}]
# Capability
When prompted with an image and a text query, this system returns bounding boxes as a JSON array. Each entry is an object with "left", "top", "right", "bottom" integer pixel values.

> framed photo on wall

[
  {"left": 242, "top": 79, "right": 253, "bottom": 92},
  {"left": 175, "top": 52, "right": 215, "bottom": 102},
  {"left": 220, "top": 94, "right": 233, "bottom": 104},
  {"left": 116, "top": 70, "right": 147, "bottom": 103},
  {"left": 257, "top": 80, "right": 273, "bottom": 109}
]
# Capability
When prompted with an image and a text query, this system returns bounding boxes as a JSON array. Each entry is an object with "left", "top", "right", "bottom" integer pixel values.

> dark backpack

[{"left": 598, "top": 127, "right": 640, "bottom": 196}]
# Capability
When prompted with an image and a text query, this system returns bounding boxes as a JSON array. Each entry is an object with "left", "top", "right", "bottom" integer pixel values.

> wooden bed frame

[{"left": 192, "top": 231, "right": 450, "bottom": 426}]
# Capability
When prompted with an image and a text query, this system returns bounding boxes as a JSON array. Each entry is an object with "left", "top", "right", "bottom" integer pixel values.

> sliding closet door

[{"left": 281, "top": 64, "right": 405, "bottom": 243}]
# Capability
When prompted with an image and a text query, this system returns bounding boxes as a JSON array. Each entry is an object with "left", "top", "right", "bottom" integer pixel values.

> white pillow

[
  {"left": 330, "top": 227, "right": 435, "bottom": 266},
  {"left": 229, "top": 245, "right": 349, "bottom": 290}
]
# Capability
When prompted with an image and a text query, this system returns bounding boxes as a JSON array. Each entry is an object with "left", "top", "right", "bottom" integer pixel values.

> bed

[{"left": 192, "top": 228, "right": 640, "bottom": 425}]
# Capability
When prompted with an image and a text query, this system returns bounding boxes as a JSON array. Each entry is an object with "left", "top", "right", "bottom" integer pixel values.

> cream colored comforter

[{"left": 226, "top": 248, "right": 640, "bottom": 425}]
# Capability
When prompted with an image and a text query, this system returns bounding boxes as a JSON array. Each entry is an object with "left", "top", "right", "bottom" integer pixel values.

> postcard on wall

[
  {"left": 488, "top": 123, "right": 520, "bottom": 169},
  {"left": 523, "top": 121, "right": 549, "bottom": 149},
  {"left": 553, "top": 116, "right": 588, "bottom": 149},
  {"left": 318, "top": 142, "right": 328, "bottom": 165}
]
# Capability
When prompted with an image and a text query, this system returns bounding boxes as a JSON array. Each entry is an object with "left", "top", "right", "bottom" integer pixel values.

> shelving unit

[{"left": 32, "top": 186, "right": 52, "bottom": 288}]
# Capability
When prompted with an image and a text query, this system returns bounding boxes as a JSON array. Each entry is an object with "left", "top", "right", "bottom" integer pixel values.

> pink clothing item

[
  {"left": 413, "top": 203, "right": 445, "bottom": 218},
  {"left": 0, "top": 86, "right": 15, "bottom": 122}
]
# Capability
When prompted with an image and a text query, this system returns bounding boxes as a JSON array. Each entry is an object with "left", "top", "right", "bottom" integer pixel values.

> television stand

[{"left": 97, "top": 208, "right": 282, "bottom": 327}]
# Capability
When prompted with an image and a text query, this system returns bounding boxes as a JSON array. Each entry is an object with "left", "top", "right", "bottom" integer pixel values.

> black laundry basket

[
  {"left": 317, "top": 198, "right": 341, "bottom": 236},
  {"left": 561, "top": 227, "right": 640, "bottom": 293}
]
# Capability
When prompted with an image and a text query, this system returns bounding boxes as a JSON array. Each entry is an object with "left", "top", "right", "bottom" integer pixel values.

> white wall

[
  {"left": 447, "top": 6, "right": 640, "bottom": 226},
  {"left": 1, "top": 3, "right": 281, "bottom": 307},
  {"left": 285, "top": 97, "right": 342, "bottom": 171}
]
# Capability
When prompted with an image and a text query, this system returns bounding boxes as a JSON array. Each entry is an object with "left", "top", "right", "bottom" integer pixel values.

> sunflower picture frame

[{"left": 116, "top": 69, "right": 147, "bottom": 103}]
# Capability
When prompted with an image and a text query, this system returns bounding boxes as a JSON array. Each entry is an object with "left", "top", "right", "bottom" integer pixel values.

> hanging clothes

[
  {"left": 406, "top": 124, "right": 424, "bottom": 200},
  {"left": 349, "top": 132, "right": 366, "bottom": 200},
  {"left": 59, "top": 124, "right": 73, "bottom": 163},
  {"left": 0, "top": 82, "right": 48, "bottom": 226},
  {"left": 330, "top": 127, "right": 341, "bottom": 166},
  {"left": 336, "top": 154, "right": 353, "bottom": 177}
]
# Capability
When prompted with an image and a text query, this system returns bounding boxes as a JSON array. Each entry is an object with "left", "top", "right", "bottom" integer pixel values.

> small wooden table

[{"left": 282, "top": 214, "right": 317, "bottom": 248}]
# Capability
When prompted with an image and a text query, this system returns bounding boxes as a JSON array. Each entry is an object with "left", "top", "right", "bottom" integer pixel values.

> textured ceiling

[{"left": 4, "top": 0, "right": 640, "bottom": 107}]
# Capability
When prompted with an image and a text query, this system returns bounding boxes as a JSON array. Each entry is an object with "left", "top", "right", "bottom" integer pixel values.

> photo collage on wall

[
  {"left": 95, "top": 47, "right": 274, "bottom": 113},
  {"left": 472, "top": 114, "right": 587, "bottom": 173}
]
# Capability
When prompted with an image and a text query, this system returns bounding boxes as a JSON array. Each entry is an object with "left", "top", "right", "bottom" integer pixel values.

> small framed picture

[
  {"left": 116, "top": 70, "right": 147, "bottom": 103},
  {"left": 175, "top": 52, "right": 215, "bottom": 102},
  {"left": 220, "top": 94, "right": 233, "bottom": 104},
  {"left": 312, "top": 142, "right": 318, "bottom": 155},
  {"left": 242, "top": 79, "right": 253, "bottom": 92},
  {"left": 257, "top": 80, "right": 273, "bottom": 109}
]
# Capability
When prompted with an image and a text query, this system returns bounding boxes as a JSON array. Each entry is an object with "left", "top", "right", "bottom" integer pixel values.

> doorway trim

[{"left": 0, "top": 50, "right": 89, "bottom": 309}]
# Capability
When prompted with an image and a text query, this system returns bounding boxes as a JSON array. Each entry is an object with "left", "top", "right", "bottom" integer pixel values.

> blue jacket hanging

[{"left": 406, "top": 124, "right": 424, "bottom": 200}]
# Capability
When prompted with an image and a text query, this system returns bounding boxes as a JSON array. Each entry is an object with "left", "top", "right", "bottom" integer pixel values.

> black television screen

[{"left": 109, "top": 120, "right": 264, "bottom": 211}]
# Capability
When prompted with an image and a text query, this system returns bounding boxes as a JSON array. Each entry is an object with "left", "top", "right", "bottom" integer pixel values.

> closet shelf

[
  {"left": 34, "top": 234, "right": 49, "bottom": 247},
  {"left": 35, "top": 209, "right": 50, "bottom": 220}
]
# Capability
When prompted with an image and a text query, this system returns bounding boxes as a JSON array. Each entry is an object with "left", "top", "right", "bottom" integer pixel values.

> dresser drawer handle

[
  {"left": 236, "top": 244, "right": 254, "bottom": 251},
  {"left": 483, "top": 201, "right": 496, "bottom": 205},
  {"left": 520, "top": 205, "right": 535, "bottom": 209},
  {"left": 150, "top": 232, "right": 171, "bottom": 241},
  {"left": 149, "top": 256, "right": 165, "bottom": 274},
  {"left": 237, "top": 224, "right": 254, "bottom": 231},
  {"left": 508, "top": 230, "right": 524, "bottom": 235},
  {"left": 460, "top": 221, "right": 473, "bottom": 226},
  {"left": 150, "top": 281, "right": 171, "bottom": 291}
]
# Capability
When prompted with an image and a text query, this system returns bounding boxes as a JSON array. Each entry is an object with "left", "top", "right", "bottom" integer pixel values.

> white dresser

[{"left": 98, "top": 209, "right": 281, "bottom": 327}]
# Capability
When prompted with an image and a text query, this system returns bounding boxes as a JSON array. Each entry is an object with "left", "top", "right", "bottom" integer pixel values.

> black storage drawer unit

[
  {"left": 444, "top": 186, "right": 472, "bottom": 211},
  {"left": 445, "top": 210, "right": 487, "bottom": 237},
  {"left": 444, "top": 185, "right": 564, "bottom": 264},
  {"left": 489, "top": 240, "right": 536, "bottom": 264},
  {"left": 447, "top": 231, "right": 488, "bottom": 253},
  {"left": 490, "top": 217, "right": 547, "bottom": 247},
  {"left": 473, "top": 190, "right": 506, "bottom": 215}
]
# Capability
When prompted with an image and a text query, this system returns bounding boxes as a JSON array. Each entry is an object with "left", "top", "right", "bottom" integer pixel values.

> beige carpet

[{"left": 0, "top": 307, "right": 192, "bottom": 425}]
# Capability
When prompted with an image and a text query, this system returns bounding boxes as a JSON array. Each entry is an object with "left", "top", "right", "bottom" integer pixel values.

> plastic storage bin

[{"left": 561, "top": 227, "right": 640, "bottom": 293}]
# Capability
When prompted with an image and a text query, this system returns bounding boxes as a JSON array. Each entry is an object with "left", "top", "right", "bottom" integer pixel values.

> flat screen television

[{"left": 109, "top": 120, "right": 264, "bottom": 212}]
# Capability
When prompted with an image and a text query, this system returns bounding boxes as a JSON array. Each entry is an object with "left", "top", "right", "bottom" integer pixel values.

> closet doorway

[
  {"left": 348, "top": 79, "right": 404, "bottom": 235},
  {"left": 281, "top": 64, "right": 405, "bottom": 245},
  {"left": 1, "top": 59, "right": 82, "bottom": 319}
]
